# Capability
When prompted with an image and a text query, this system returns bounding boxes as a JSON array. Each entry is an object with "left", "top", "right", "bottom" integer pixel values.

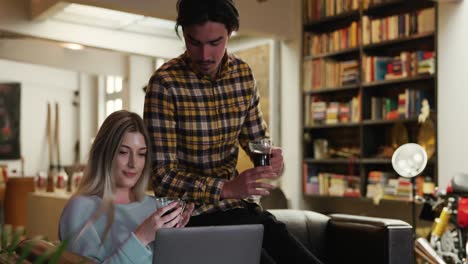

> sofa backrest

[{"left": 268, "top": 209, "right": 330, "bottom": 261}]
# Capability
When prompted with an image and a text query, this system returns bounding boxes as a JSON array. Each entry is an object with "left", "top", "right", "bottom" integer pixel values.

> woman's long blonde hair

[{"left": 72, "top": 110, "right": 152, "bottom": 243}]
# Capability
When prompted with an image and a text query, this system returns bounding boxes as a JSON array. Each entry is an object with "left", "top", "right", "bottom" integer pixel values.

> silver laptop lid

[{"left": 153, "top": 224, "right": 263, "bottom": 264}]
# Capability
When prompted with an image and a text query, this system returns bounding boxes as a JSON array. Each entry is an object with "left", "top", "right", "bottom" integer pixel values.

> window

[{"left": 105, "top": 75, "right": 124, "bottom": 117}]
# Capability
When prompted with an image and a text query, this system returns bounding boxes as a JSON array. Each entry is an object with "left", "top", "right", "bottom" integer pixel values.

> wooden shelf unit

[{"left": 302, "top": 0, "right": 437, "bottom": 225}]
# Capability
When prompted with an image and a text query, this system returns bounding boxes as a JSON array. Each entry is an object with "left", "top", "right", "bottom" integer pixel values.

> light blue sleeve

[{"left": 59, "top": 196, "right": 152, "bottom": 264}]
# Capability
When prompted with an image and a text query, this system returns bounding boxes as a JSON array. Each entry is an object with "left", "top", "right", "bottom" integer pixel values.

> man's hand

[
  {"left": 271, "top": 147, "right": 284, "bottom": 177},
  {"left": 220, "top": 166, "right": 277, "bottom": 199}
]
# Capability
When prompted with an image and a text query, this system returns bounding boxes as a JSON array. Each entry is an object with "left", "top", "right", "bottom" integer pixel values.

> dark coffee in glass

[
  {"left": 249, "top": 138, "right": 272, "bottom": 167},
  {"left": 252, "top": 150, "right": 271, "bottom": 167}
]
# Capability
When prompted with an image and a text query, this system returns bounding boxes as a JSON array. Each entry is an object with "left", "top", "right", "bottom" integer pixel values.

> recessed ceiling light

[{"left": 61, "top": 42, "right": 84, "bottom": 50}]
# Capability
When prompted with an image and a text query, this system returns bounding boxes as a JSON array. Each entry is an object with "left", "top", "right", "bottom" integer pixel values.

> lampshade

[{"left": 392, "top": 143, "right": 428, "bottom": 178}]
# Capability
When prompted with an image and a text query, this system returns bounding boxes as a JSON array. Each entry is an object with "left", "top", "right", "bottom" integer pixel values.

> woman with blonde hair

[{"left": 59, "top": 110, "right": 194, "bottom": 263}]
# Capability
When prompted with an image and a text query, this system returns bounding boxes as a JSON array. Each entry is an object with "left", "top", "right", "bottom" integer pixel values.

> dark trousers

[{"left": 187, "top": 203, "right": 323, "bottom": 264}]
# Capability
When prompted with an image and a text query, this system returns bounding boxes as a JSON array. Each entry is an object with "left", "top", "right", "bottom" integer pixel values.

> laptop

[{"left": 153, "top": 224, "right": 264, "bottom": 264}]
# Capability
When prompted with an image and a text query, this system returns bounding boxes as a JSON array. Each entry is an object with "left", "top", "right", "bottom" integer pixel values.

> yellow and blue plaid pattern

[{"left": 144, "top": 52, "right": 268, "bottom": 215}]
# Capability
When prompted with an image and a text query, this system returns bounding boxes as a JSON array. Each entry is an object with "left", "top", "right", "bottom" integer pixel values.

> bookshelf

[{"left": 301, "top": 0, "right": 437, "bottom": 227}]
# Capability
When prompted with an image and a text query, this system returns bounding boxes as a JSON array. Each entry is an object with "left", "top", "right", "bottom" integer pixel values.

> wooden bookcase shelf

[
  {"left": 302, "top": 0, "right": 437, "bottom": 225},
  {"left": 363, "top": 32, "right": 435, "bottom": 54},
  {"left": 305, "top": 47, "right": 360, "bottom": 60},
  {"left": 304, "top": 10, "right": 360, "bottom": 32},
  {"left": 361, "top": 117, "right": 419, "bottom": 125},
  {"left": 360, "top": 158, "right": 392, "bottom": 164},
  {"left": 304, "top": 122, "right": 360, "bottom": 130},
  {"left": 304, "top": 84, "right": 359, "bottom": 95},
  {"left": 304, "top": 158, "right": 357, "bottom": 164},
  {"left": 364, "top": 0, "right": 434, "bottom": 17},
  {"left": 361, "top": 74, "right": 435, "bottom": 89}
]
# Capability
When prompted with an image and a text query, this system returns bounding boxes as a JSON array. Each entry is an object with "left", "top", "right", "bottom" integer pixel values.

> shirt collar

[{"left": 182, "top": 51, "right": 231, "bottom": 81}]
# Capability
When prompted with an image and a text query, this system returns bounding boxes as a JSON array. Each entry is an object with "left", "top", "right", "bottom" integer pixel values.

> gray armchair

[{"left": 269, "top": 209, "right": 413, "bottom": 264}]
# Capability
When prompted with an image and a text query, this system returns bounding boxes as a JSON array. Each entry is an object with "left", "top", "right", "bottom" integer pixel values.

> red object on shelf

[{"left": 458, "top": 198, "right": 468, "bottom": 228}]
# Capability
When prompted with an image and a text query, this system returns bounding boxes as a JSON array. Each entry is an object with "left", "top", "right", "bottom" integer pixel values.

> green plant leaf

[
  {"left": 1, "top": 225, "right": 8, "bottom": 252},
  {"left": 17, "top": 240, "right": 34, "bottom": 264},
  {"left": 5, "top": 230, "right": 21, "bottom": 253}
]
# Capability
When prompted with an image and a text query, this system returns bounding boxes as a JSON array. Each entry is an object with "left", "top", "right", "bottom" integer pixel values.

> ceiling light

[{"left": 61, "top": 42, "right": 84, "bottom": 50}]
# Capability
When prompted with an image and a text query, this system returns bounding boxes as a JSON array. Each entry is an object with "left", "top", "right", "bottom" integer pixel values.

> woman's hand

[
  {"left": 176, "top": 203, "right": 194, "bottom": 228},
  {"left": 133, "top": 201, "right": 183, "bottom": 246}
]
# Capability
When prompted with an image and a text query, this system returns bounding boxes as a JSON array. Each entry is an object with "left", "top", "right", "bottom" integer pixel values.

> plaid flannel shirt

[{"left": 144, "top": 51, "right": 268, "bottom": 215}]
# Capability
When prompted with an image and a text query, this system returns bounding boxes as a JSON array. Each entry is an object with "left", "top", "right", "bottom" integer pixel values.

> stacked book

[
  {"left": 303, "top": 59, "right": 359, "bottom": 91},
  {"left": 303, "top": 164, "right": 361, "bottom": 197},
  {"left": 303, "top": 0, "right": 360, "bottom": 22},
  {"left": 362, "top": 7, "right": 435, "bottom": 45},
  {"left": 362, "top": 51, "right": 435, "bottom": 83},
  {"left": 304, "top": 96, "right": 360, "bottom": 126},
  {"left": 303, "top": 21, "right": 360, "bottom": 56},
  {"left": 366, "top": 170, "right": 393, "bottom": 199},
  {"left": 366, "top": 170, "right": 424, "bottom": 201},
  {"left": 370, "top": 89, "right": 429, "bottom": 121}
]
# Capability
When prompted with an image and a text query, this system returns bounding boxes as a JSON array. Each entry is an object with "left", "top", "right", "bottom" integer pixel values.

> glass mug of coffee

[
  {"left": 248, "top": 138, "right": 273, "bottom": 201},
  {"left": 248, "top": 138, "right": 272, "bottom": 167},
  {"left": 154, "top": 197, "right": 185, "bottom": 218}
]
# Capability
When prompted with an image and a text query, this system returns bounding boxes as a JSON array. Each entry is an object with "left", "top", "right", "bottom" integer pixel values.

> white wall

[
  {"left": 0, "top": 38, "right": 127, "bottom": 76},
  {"left": 278, "top": 0, "right": 303, "bottom": 209},
  {"left": 128, "top": 55, "right": 154, "bottom": 117},
  {"left": 0, "top": 36, "right": 162, "bottom": 167},
  {"left": 437, "top": 2, "right": 468, "bottom": 189},
  {"left": 0, "top": 59, "right": 78, "bottom": 176},
  {"left": 78, "top": 73, "right": 98, "bottom": 163}
]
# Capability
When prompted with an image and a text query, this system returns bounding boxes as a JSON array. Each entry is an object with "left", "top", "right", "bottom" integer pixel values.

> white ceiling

[
  {"left": 50, "top": 3, "right": 178, "bottom": 39},
  {"left": 0, "top": 1, "right": 253, "bottom": 58}
]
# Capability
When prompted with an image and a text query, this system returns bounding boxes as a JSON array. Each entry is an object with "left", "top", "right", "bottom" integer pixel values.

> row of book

[
  {"left": 366, "top": 170, "right": 430, "bottom": 201},
  {"left": 302, "top": 168, "right": 434, "bottom": 201},
  {"left": 303, "top": 0, "right": 431, "bottom": 22},
  {"left": 362, "top": 8, "right": 435, "bottom": 45},
  {"left": 303, "top": 51, "right": 434, "bottom": 91},
  {"left": 304, "top": 21, "right": 360, "bottom": 56},
  {"left": 304, "top": 8, "right": 434, "bottom": 59},
  {"left": 367, "top": 171, "right": 413, "bottom": 201},
  {"left": 303, "top": 0, "right": 360, "bottom": 22},
  {"left": 362, "top": 51, "right": 435, "bottom": 83},
  {"left": 370, "top": 89, "right": 429, "bottom": 121},
  {"left": 303, "top": 168, "right": 436, "bottom": 201},
  {"left": 303, "top": 59, "right": 359, "bottom": 91},
  {"left": 303, "top": 165, "right": 361, "bottom": 197},
  {"left": 304, "top": 96, "right": 361, "bottom": 126}
]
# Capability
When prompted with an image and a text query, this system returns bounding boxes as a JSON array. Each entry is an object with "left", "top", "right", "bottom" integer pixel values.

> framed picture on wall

[{"left": 0, "top": 83, "right": 21, "bottom": 159}]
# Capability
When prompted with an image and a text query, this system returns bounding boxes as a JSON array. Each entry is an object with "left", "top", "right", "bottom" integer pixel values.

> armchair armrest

[
  {"left": 326, "top": 214, "right": 413, "bottom": 264},
  {"left": 269, "top": 210, "right": 413, "bottom": 264}
]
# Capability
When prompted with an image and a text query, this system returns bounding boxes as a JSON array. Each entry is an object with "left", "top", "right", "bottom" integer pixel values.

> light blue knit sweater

[{"left": 59, "top": 195, "right": 157, "bottom": 263}]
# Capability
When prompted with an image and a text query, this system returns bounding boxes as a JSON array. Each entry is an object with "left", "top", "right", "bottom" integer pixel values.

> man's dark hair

[{"left": 175, "top": 0, "right": 240, "bottom": 38}]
